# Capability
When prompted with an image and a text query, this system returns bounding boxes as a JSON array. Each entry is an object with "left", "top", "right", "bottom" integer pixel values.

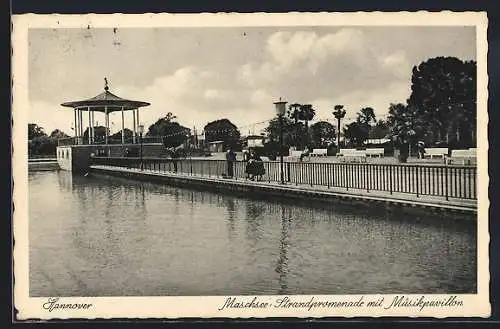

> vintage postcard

[{"left": 12, "top": 12, "right": 489, "bottom": 319}]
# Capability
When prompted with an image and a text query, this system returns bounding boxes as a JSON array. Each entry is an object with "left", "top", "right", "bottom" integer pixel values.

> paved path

[
  {"left": 192, "top": 152, "right": 460, "bottom": 165},
  {"left": 90, "top": 165, "right": 477, "bottom": 214}
]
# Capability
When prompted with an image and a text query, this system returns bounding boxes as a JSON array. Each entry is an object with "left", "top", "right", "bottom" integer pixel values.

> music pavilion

[{"left": 56, "top": 79, "right": 166, "bottom": 172}]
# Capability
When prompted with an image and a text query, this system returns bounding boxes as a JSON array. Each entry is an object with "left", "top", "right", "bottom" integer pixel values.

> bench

[
  {"left": 337, "top": 149, "right": 367, "bottom": 163},
  {"left": 447, "top": 149, "right": 477, "bottom": 165},
  {"left": 310, "top": 148, "right": 328, "bottom": 157},
  {"left": 423, "top": 147, "right": 449, "bottom": 159},
  {"left": 365, "top": 148, "right": 384, "bottom": 157},
  {"left": 336, "top": 148, "right": 357, "bottom": 157},
  {"left": 286, "top": 150, "right": 310, "bottom": 162}
]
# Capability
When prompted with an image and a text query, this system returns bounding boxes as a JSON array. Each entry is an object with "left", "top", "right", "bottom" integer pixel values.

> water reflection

[
  {"left": 224, "top": 198, "right": 236, "bottom": 238},
  {"left": 29, "top": 171, "right": 477, "bottom": 296},
  {"left": 276, "top": 205, "right": 291, "bottom": 294}
]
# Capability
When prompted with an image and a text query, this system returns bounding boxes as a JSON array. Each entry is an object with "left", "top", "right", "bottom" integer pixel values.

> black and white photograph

[{"left": 13, "top": 12, "right": 489, "bottom": 318}]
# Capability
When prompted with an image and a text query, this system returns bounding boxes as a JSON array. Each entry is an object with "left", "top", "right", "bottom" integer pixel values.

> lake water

[{"left": 29, "top": 170, "right": 476, "bottom": 296}]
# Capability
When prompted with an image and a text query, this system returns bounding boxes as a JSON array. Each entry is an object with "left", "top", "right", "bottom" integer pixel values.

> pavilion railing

[
  {"left": 58, "top": 136, "right": 164, "bottom": 146},
  {"left": 90, "top": 157, "right": 477, "bottom": 201}
]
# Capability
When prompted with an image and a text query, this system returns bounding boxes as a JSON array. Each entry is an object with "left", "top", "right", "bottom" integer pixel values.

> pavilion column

[
  {"left": 75, "top": 109, "right": 79, "bottom": 144},
  {"left": 132, "top": 109, "right": 136, "bottom": 144},
  {"left": 78, "top": 109, "right": 83, "bottom": 145},
  {"left": 81, "top": 110, "right": 84, "bottom": 144},
  {"left": 88, "top": 108, "right": 91, "bottom": 144},
  {"left": 88, "top": 107, "right": 93, "bottom": 144},
  {"left": 73, "top": 108, "right": 78, "bottom": 142},
  {"left": 136, "top": 107, "right": 140, "bottom": 132},
  {"left": 105, "top": 106, "right": 109, "bottom": 145},
  {"left": 121, "top": 106, "right": 125, "bottom": 144},
  {"left": 81, "top": 109, "right": 84, "bottom": 144},
  {"left": 91, "top": 110, "right": 95, "bottom": 143}
]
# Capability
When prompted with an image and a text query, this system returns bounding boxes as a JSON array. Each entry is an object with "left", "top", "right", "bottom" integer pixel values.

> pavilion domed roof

[{"left": 60, "top": 78, "right": 150, "bottom": 112}]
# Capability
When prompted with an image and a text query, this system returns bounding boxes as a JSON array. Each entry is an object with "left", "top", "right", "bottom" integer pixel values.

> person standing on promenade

[
  {"left": 226, "top": 147, "right": 237, "bottom": 178},
  {"left": 242, "top": 149, "right": 250, "bottom": 162},
  {"left": 417, "top": 141, "right": 425, "bottom": 159},
  {"left": 300, "top": 147, "right": 311, "bottom": 162},
  {"left": 245, "top": 149, "right": 257, "bottom": 180}
]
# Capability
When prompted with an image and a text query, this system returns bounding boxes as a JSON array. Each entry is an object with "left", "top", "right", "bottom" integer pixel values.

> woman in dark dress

[
  {"left": 245, "top": 150, "right": 256, "bottom": 180},
  {"left": 245, "top": 150, "right": 266, "bottom": 181},
  {"left": 253, "top": 154, "right": 266, "bottom": 181}
]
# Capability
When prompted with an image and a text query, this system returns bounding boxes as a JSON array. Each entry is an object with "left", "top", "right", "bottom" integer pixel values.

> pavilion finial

[{"left": 104, "top": 77, "right": 109, "bottom": 91}]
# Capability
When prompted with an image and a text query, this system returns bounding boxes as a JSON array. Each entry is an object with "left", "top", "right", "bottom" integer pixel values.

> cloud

[
  {"left": 28, "top": 100, "right": 75, "bottom": 136},
  {"left": 109, "top": 66, "right": 277, "bottom": 132},
  {"left": 28, "top": 27, "right": 474, "bottom": 136},
  {"left": 309, "top": 81, "right": 411, "bottom": 125},
  {"left": 265, "top": 29, "right": 365, "bottom": 73},
  {"left": 236, "top": 28, "right": 412, "bottom": 103},
  {"left": 378, "top": 50, "right": 411, "bottom": 79}
]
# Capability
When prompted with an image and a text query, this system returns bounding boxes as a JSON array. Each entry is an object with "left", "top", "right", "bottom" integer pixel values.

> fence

[{"left": 90, "top": 157, "right": 477, "bottom": 200}]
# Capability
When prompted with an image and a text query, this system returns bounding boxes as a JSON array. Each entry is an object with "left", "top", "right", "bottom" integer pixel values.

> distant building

[
  {"left": 245, "top": 135, "right": 265, "bottom": 149},
  {"left": 194, "top": 130, "right": 206, "bottom": 149},
  {"left": 364, "top": 138, "right": 391, "bottom": 145},
  {"left": 207, "top": 140, "right": 224, "bottom": 153}
]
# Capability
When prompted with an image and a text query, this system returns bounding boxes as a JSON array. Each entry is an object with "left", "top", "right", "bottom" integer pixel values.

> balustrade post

[
  {"left": 346, "top": 164, "right": 349, "bottom": 191},
  {"left": 389, "top": 165, "right": 393, "bottom": 194},
  {"left": 309, "top": 163, "right": 313, "bottom": 187},
  {"left": 327, "top": 163, "right": 331, "bottom": 188},
  {"left": 416, "top": 165, "right": 419, "bottom": 197},
  {"left": 445, "top": 164, "right": 449, "bottom": 200}
]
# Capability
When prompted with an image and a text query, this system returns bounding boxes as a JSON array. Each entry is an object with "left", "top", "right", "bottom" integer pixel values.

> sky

[{"left": 28, "top": 26, "right": 476, "bottom": 136}]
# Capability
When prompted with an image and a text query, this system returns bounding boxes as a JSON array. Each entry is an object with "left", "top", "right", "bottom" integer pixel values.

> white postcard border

[{"left": 12, "top": 12, "right": 490, "bottom": 319}]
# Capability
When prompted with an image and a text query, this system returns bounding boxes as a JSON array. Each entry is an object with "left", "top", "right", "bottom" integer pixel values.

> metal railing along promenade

[{"left": 90, "top": 157, "right": 477, "bottom": 201}]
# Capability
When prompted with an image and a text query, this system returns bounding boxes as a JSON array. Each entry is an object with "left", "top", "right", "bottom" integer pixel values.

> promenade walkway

[{"left": 90, "top": 164, "right": 477, "bottom": 214}]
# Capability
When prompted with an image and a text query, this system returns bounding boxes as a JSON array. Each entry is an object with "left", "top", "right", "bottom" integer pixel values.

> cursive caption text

[{"left": 42, "top": 297, "right": 93, "bottom": 312}]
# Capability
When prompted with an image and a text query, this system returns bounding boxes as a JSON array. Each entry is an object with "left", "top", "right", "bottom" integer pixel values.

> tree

[
  {"left": 408, "top": 56, "right": 476, "bottom": 146},
  {"left": 264, "top": 116, "right": 306, "bottom": 150},
  {"left": 49, "top": 129, "right": 70, "bottom": 139},
  {"left": 82, "top": 126, "right": 108, "bottom": 142},
  {"left": 387, "top": 103, "right": 417, "bottom": 144},
  {"left": 111, "top": 128, "right": 134, "bottom": 139},
  {"left": 387, "top": 103, "right": 420, "bottom": 162},
  {"left": 343, "top": 121, "right": 368, "bottom": 147},
  {"left": 162, "top": 122, "right": 190, "bottom": 148},
  {"left": 28, "top": 124, "right": 70, "bottom": 156},
  {"left": 333, "top": 105, "right": 347, "bottom": 147},
  {"left": 298, "top": 104, "right": 316, "bottom": 148},
  {"left": 342, "top": 108, "right": 377, "bottom": 147},
  {"left": 357, "top": 107, "right": 376, "bottom": 126},
  {"left": 28, "top": 123, "right": 46, "bottom": 140},
  {"left": 298, "top": 104, "right": 315, "bottom": 125},
  {"left": 204, "top": 119, "right": 241, "bottom": 150},
  {"left": 369, "top": 120, "right": 390, "bottom": 139},
  {"left": 29, "top": 136, "right": 57, "bottom": 156},
  {"left": 147, "top": 113, "right": 190, "bottom": 148},
  {"left": 287, "top": 103, "right": 302, "bottom": 124},
  {"left": 310, "top": 121, "right": 336, "bottom": 148},
  {"left": 147, "top": 112, "right": 177, "bottom": 136}
]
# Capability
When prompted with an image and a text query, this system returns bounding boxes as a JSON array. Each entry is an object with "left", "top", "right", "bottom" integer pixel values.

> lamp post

[
  {"left": 138, "top": 124, "right": 144, "bottom": 170},
  {"left": 274, "top": 98, "right": 287, "bottom": 184},
  {"left": 333, "top": 105, "right": 347, "bottom": 150}
]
